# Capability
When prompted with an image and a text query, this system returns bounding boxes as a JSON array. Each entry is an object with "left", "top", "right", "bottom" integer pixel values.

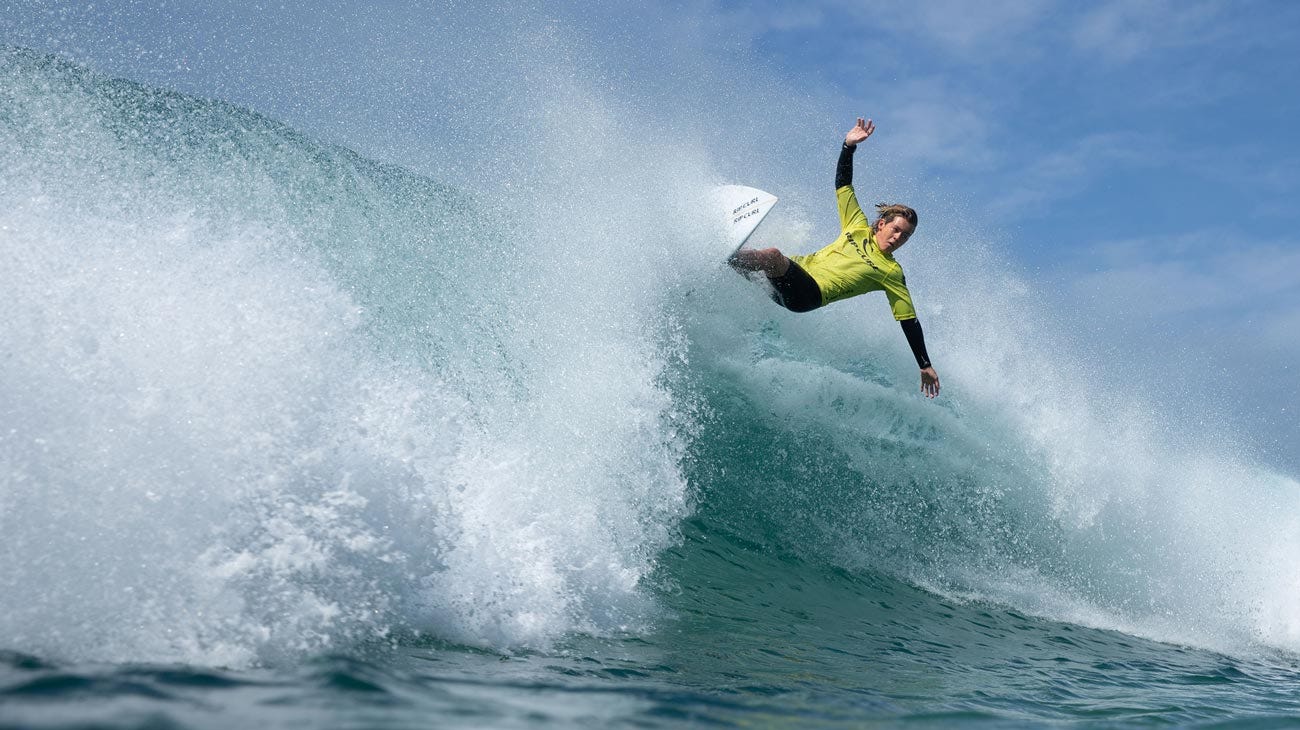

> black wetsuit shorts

[{"left": 770, "top": 261, "right": 823, "bottom": 313}]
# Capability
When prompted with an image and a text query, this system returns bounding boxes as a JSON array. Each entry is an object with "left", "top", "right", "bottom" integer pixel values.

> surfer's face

[{"left": 875, "top": 216, "right": 915, "bottom": 254}]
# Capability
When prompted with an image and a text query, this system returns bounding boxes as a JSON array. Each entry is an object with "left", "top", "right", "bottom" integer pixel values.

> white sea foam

[{"left": 0, "top": 49, "right": 694, "bottom": 665}]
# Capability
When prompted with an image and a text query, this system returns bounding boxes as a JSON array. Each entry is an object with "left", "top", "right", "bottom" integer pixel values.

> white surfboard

[{"left": 711, "top": 185, "right": 778, "bottom": 259}]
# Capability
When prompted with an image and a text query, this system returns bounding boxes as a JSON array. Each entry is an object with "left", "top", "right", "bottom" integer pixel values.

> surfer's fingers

[{"left": 920, "top": 373, "right": 939, "bottom": 398}]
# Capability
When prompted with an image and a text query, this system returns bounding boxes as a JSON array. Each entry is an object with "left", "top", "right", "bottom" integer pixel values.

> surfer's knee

[
  {"left": 752, "top": 248, "right": 790, "bottom": 278},
  {"left": 729, "top": 247, "right": 790, "bottom": 278}
]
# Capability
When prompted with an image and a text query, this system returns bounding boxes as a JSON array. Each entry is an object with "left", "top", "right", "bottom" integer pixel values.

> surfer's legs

[
  {"left": 728, "top": 248, "right": 822, "bottom": 312},
  {"left": 728, "top": 247, "right": 790, "bottom": 278}
]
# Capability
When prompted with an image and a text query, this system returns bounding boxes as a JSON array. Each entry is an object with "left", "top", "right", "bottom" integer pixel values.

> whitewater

[{"left": 3, "top": 31, "right": 1300, "bottom": 729}]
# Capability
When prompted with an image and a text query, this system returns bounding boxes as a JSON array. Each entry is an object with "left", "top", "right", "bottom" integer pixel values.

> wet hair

[{"left": 874, "top": 203, "right": 917, "bottom": 230}]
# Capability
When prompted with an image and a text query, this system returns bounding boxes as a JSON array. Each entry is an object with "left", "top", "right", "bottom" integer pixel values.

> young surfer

[{"left": 729, "top": 118, "right": 941, "bottom": 399}]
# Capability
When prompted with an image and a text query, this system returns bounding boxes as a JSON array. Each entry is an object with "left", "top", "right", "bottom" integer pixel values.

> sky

[
  {"left": 732, "top": 0, "right": 1300, "bottom": 466},
  {"left": 4, "top": 0, "right": 1299, "bottom": 469}
]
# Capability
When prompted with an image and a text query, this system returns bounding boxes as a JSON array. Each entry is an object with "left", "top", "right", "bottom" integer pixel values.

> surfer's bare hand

[
  {"left": 845, "top": 117, "right": 875, "bottom": 146},
  {"left": 920, "top": 367, "right": 940, "bottom": 399}
]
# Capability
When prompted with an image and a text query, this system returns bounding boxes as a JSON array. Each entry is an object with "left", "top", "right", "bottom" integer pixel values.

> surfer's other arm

[{"left": 901, "top": 318, "right": 940, "bottom": 398}]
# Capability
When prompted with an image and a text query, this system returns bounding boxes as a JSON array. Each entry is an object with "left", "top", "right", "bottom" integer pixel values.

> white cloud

[
  {"left": 1259, "top": 306, "right": 1300, "bottom": 354},
  {"left": 1051, "top": 228, "right": 1300, "bottom": 461},
  {"left": 1064, "top": 230, "right": 1300, "bottom": 326},
  {"left": 1073, "top": 0, "right": 1226, "bottom": 64},
  {"left": 696, "top": 1, "right": 826, "bottom": 42},
  {"left": 762, "top": 6, "right": 827, "bottom": 31},
  {"left": 884, "top": 79, "right": 998, "bottom": 170},
  {"left": 988, "top": 132, "right": 1158, "bottom": 218},
  {"left": 907, "top": 0, "right": 1053, "bottom": 57},
  {"left": 1073, "top": 259, "right": 1230, "bottom": 318},
  {"left": 716, "top": 0, "right": 1055, "bottom": 62}
]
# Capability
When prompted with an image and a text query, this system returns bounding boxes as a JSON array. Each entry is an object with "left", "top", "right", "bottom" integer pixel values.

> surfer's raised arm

[{"left": 836, "top": 118, "right": 874, "bottom": 190}]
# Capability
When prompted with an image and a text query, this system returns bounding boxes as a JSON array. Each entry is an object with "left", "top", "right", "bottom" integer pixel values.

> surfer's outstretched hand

[
  {"left": 920, "top": 367, "right": 940, "bottom": 399},
  {"left": 845, "top": 117, "right": 875, "bottom": 147}
]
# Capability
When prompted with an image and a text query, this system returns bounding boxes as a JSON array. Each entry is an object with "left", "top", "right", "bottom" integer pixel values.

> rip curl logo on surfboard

[
  {"left": 713, "top": 185, "right": 779, "bottom": 259},
  {"left": 732, "top": 199, "right": 762, "bottom": 224}
]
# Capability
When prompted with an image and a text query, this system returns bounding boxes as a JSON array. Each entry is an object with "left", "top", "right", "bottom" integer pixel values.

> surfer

[{"left": 729, "top": 118, "right": 941, "bottom": 398}]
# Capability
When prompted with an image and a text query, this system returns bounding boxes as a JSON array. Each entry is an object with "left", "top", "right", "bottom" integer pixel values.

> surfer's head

[{"left": 873, "top": 203, "right": 917, "bottom": 255}]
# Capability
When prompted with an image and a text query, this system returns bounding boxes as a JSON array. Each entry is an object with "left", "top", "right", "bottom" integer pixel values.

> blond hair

[{"left": 874, "top": 203, "right": 917, "bottom": 229}]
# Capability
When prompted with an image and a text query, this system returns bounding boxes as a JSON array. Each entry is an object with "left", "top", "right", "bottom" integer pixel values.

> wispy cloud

[
  {"left": 1259, "top": 306, "right": 1300, "bottom": 354},
  {"left": 904, "top": 0, "right": 1053, "bottom": 59},
  {"left": 987, "top": 132, "right": 1159, "bottom": 218},
  {"left": 1065, "top": 230, "right": 1300, "bottom": 325},
  {"left": 1072, "top": 0, "right": 1227, "bottom": 64},
  {"left": 1054, "top": 228, "right": 1300, "bottom": 452},
  {"left": 884, "top": 79, "right": 998, "bottom": 171},
  {"left": 761, "top": 5, "right": 827, "bottom": 31}
]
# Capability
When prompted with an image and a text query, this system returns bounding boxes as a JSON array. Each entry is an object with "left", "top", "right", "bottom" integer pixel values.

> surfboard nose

[{"left": 711, "top": 185, "right": 778, "bottom": 259}]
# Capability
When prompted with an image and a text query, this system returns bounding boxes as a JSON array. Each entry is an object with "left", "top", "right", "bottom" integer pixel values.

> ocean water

[{"left": 4, "top": 44, "right": 1300, "bottom": 729}]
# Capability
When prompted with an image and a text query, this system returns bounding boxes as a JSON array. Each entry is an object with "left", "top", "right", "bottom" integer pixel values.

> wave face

[
  {"left": 3, "top": 46, "right": 1300, "bottom": 673},
  {"left": 0, "top": 47, "right": 693, "bottom": 665}
]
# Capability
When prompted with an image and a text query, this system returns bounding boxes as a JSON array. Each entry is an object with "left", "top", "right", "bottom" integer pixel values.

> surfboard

[{"left": 711, "top": 185, "right": 778, "bottom": 259}]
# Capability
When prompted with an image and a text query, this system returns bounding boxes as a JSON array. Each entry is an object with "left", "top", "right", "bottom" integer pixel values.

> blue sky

[
  {"left": 5, "top": 0, "right": 1299, "bottom": 468},
  {"left": 728, "top": 1, "right": 1300, "bottom": 465}
]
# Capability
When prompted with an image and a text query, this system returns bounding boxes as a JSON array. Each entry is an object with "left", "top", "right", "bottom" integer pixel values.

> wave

[
  {"left": 2, "top": 47, "right": 1298, "bottom": 668},
  {"left": 0, "top": 47, "right": 690, "bottom": 665}
]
